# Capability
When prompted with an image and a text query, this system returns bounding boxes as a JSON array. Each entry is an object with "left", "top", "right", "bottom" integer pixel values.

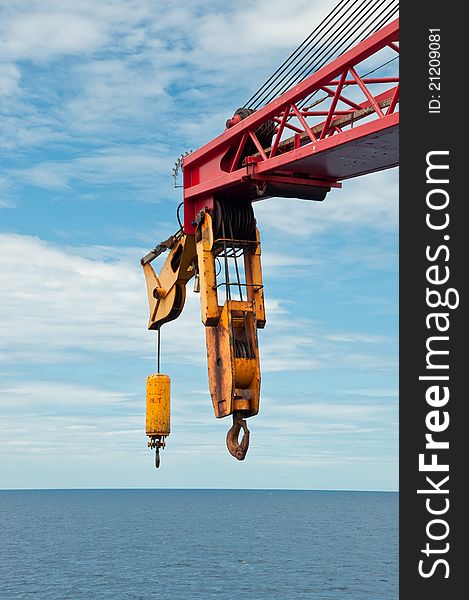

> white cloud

[
  {"left": 62, "top": 59, "right": 175, "bottom": 134},
  {"left": 261, "top": 252, "right": 318, "bottom": 269},
  {"left": 0, "top": 378, "right": 396, "bottom": 474},
  {"left": 0, "top": 381, "right": 133, "bottom": 411},
  {"left": 0, "top": 233, "right": 148, "bottom": 361},
  {"left": 0, "top": 0, "right": 343, "bottom": 151},
  {"left": 0, "top": 233, "right": 395, "bottom": 375},
  {"left": 0, "top": 176, "right": 15, "bottom": 208},
  {"left": 196, "top": 0, "right": 334, "bottom": 59},
  {"left": 0, "top": 62, "right": 20, "bottom": 96},
  {"left": 21, "top": 165, "right": 70, "bottom": 190},
  {"left": 325, "top": 333, "right": 387, "bottom": 343},
  {"left": 280, "top": 401, "right": 392, "bottom": 420},
  {"left": 17, "top": 145, "right": 171, "bottom": 192},
  {"left": 1, "top": 12, "right": 107, "bottom": 61},
  {"left": 254, "top": 168, "right": 398, "bottom": 236},
  {"left": 0, "top": 0, "right": 153, "bottom": 63}
]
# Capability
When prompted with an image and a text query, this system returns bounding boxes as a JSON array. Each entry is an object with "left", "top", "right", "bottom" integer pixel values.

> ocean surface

[{"left": 0, "top": 489, "right": 397, "bottom": 600}]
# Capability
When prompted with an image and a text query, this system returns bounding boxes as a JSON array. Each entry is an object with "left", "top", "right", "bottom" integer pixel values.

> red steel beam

[
  {"left": 320, "top": 69, "right": 348, "bottom": 140},
  {"left": 327, "top": 77, "right": 399, "bottom": 85},
  {"left": 253, "top": 112, "right": 399, "bottom": 178},
  {"left": 183, "top": 18, "right": 399, "bottom": 232},
  {"left": 185, "top": 84, "right": 399, "bottom": 201},
  {"left": 185, "top": 19, "right": 398, "bottom": 167}
]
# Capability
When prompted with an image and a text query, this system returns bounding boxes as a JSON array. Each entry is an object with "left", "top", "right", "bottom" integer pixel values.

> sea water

[{"left": 0, "top": 489, "right": 397, "bottom": 599}]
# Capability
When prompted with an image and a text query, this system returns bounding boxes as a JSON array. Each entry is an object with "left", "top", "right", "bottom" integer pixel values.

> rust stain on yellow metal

[
  {"left": 143, "top": 234, "right": 196, "bottom": 330},
  {"left": 146, "top": 373, "right": 171, "bottom": 437},
  {"left": 205, "top": 300, "right": 260, "bottom": 419},
  {"left": 243, "top": 228, "right": 266, "bottom": 328},
  {"left": 196, "top": 212, "right": 220, "bottom": 326}
]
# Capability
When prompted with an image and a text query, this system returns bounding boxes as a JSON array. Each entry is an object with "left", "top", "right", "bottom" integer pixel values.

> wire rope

[{"left": 244, "top": 0, "right": 399, "bottom": 110}]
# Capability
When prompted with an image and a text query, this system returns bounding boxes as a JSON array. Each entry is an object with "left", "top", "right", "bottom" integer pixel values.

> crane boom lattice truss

[{"left": 183, "top": 19, "right": 399, "bottom": 233}]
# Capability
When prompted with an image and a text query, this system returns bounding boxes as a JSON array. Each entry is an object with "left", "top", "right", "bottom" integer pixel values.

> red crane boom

[{"left": 183, "top": 18, "right": 399, "bottom": 233}]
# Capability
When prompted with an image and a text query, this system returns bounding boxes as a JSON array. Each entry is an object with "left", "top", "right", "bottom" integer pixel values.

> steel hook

[
  {"left": 151, "top": 436, "right": 165, "bottom": 469},
  {"left": 226, "top": 411, "right": 250, "bottom": 461}
]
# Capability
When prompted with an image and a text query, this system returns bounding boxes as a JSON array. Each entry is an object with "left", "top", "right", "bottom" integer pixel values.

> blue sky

[{"left": 0, "top": 0, "right": 398, "bottom": 490}]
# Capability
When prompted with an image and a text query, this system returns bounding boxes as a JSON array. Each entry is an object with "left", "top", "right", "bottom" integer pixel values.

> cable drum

[
  {"left": 212, "top": 198, "right": 257, "bottom": 242},
  {"left": 232, "top": 108, "right": 276, "bottom": 150},
  {"left": 228, "top": 108, "right": 276, "bottom": 168}
]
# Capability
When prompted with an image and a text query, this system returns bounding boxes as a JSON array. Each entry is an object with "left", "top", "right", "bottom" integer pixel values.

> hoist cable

[
  {"left": 244, "top": 0, "right": 360, "bottom": 109},
  {"left": 297, "top": 0, "right": 399, "bottom": 110},
  {"left": 249, "top": 0, "right": 383, "bottom": 109},
  {"left": 284, "top": 0, "right": 399, "bottom": 107},
  {"left": 157, "top": 327, "right": 161, "bottom": 374},
  {"left": 243, "top": 0, "right": 353, "bottom": 107},
  {"left": 294, "top": 0, "right": 399, "bottom": 108},
  {"left": 298, "top": 1, "right": 399, "bottom": 110},
  {"left": 280, "top": 0, "right": 398, "bottom": 112},
  {"left": 245, "top": 0, "right": 399, "bottom": 110},
  {"left": 262, "top": 0, "right": 398, "bottom": 110}
]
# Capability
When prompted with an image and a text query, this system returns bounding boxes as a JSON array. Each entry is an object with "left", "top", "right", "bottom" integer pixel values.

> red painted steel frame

[{"left": 183, "top": 18, "right": 399, "bottom": 233}]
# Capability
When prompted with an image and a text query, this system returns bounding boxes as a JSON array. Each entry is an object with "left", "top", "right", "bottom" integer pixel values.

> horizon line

[{"left": 0, "top": 486, "right": 398, "bottom": 493}]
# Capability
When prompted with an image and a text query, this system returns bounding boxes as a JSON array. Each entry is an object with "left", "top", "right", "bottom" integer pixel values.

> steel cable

[
  {"left": 244, "top": 0, "right": 399, "bottom": 110},
  {"left": 249, "top": 0, "right": 382, "bottom": 109},
  {"left": 295, "top": 0, "right": 399, "bottom": 106},
  {"left": 298, "top": 0, "right": 399, "bottom": 110},
  {"left": 244, "top": 0, "right": 361, "bottom": 109}
]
